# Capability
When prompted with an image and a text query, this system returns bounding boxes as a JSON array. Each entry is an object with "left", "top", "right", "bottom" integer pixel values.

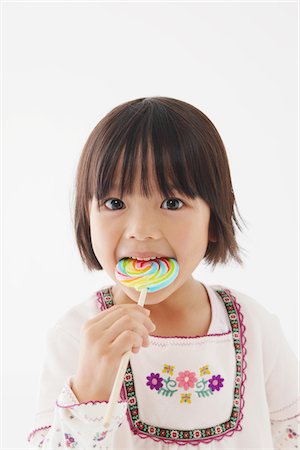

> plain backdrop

[{"left": 2, "top": 1, "right": 298, "bottom": 448}]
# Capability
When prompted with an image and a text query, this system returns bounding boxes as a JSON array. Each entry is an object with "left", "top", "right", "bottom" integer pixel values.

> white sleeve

[
  {"left": 271, "top": 415, "right": 300, "bottom": 449},
  {"left": 263, "top": 314, "right": 300, "bottom": 449},
  {"left": 27, "top": 324, "right": 127, "bottom": 449},
  {"left": 264, "top": 314, "right": 299, "bottom": 421}
]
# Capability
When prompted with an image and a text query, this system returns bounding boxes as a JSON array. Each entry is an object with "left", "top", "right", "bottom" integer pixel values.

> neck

[{"left": 111, "top": 277, "right": 209, "bottom": 318}]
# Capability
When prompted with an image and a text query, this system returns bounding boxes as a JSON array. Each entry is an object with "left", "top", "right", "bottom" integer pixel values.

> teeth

[{"left": 130, "top": 256, "right": 158, "bottom": 261}]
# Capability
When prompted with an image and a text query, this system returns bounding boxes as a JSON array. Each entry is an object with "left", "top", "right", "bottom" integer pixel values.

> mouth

[{"left": 119, "top": 256, "right": 174, "bottom": 262}]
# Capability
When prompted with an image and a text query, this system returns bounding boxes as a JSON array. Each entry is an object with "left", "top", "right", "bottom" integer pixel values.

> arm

[
  {"left": 264, "top": 314, "right": 300, "bottom": 449},
  {"left": 271, "top": 415, "right": 300, "bottom": 449},
  {"left": 27, "top": 324, "right": 127, "bottom": 449}
]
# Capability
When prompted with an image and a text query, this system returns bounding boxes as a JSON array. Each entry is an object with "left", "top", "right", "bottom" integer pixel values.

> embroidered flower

[
  {"left": 176, "top": 371, "right": 197, "bottom": 391},
  {"left": 93, "top": 431, "right": 107, "bottom": 443},
  {"left": 146, "top": 372, "right": 164, "bottom": 390},
  {"left": 235, "top": 375, "right": 242, "bottom": 384},
  {"left": 162, "top": 364, "right": 175, "bottom": 375},
  {"left": 193, "top": 430, "right": 201, "bottom": 438},
  {"left": 128, "top": 396, "right": 137, "bottom": 405},
  {"left": 215, "top": 425, "right": 223, "bottom": 434},
  {"left": 137, "top": 421, "right": 144, "bottom": 430},
  {"left": 199, "top": 364, "right": 211, "bottom": 376},
  {"left": 208, "top": 374, "right": 224, "bottom": 392},
  {"left": 170, "top": 430, "right": 179, "bottom": 438},
  {"left": 125, "top": 373, "right": 132, "bottom": 382},
  {"left": 180, "top": 393, "right": 192, "bottom": 404},
  {"left": 287, "top": 427, "right": 298, "bottom": 439},
  {"left": 64, "top": 433, "right": 77, "bottom": 448},
  {"left": 234, "top": 398, "right": 240, "bottom": 407},
  {"left": 224, "top": 421, "right": 231, "bottom": 430}
]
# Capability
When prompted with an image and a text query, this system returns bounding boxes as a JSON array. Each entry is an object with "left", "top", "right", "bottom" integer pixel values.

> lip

[{"left": 119, "top": 252, "right": 173, "bottom": 259}]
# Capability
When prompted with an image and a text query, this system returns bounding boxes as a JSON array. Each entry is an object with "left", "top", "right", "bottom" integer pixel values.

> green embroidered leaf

[
  {"left": 157, "top": 387, "right": 178, "bottom": 397},
  {"left": 195, "top": 389, "right": 213, "bottom": 398}
]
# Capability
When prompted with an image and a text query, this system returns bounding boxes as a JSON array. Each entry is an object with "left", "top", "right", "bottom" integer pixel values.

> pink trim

[
  {"left": 96, "top": 290, "right": 107, "bottom": 311},
  {"left": 27, "top": 425, "right": 51, "bottom": 442},
  {"left": 56, "top": 398, "right": 126, "bottom": 408},
  {"left": 98, "top": 286, "right": 248, "bottom": 445},
  {"left": 226, "top": 287, "right": 247, "bottom": 438}
]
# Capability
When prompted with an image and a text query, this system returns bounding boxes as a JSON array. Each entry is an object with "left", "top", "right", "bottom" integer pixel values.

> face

[{"left": 88, "top": 156, "right": 214, "bottom": 307}]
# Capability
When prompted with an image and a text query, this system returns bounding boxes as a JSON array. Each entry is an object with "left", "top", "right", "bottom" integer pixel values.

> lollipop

[
  {"left": 115, "top": 257, "right": 179, "bottom": 293},
  {"left": 103, "top": 257, "right": 179, "bottom": 429}
]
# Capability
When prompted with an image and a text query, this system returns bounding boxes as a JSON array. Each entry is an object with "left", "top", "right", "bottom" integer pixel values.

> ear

[
  {"left": 208, "top": 217, "right": 217, "bottom": 243},
  {"left": 209, "top": 232, "right": 217, "bottom": 243}
]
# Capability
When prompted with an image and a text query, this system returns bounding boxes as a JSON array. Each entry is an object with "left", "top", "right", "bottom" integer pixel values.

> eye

[
  {"left": 102, "top": 198, "right": 125, "bottom": 210},
  {"left": 161, "top": 198, "right": 184, "bottom": 210}
]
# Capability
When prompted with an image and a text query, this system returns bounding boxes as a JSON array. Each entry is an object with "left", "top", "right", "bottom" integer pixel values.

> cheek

[
  {"left": 173, "top": 216, "right": 209, "bottom": 251},
  {"left": 90, "top": 217, "right": 120, "bottom": 260}
]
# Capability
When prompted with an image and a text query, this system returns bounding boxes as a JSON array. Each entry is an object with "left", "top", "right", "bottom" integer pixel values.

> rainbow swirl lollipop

[{"left": 115, "top": 257, "right": 179, "bottom": 293}]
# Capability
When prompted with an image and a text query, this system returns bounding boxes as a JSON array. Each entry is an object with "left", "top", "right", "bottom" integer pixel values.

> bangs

[{"left": 90, "top": 99, "right": 210, "bottom": 203}]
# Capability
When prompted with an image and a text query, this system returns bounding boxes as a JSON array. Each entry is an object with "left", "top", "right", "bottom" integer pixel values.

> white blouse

[{"left": 27, "top": 284, "right": 300, "bottom": 449}]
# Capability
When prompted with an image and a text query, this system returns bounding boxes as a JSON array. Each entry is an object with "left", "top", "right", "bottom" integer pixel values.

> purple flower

[
  {"left": 146, "top": 372, "right": 163, "bottom": 390},
  {"left": 208, "top": 374, "right": 224, "bottom": 392}
]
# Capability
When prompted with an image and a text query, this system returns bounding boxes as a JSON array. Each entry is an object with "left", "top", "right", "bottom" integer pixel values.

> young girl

[{"left": 28, "top": 97, "right": 299, "bottom": 449}]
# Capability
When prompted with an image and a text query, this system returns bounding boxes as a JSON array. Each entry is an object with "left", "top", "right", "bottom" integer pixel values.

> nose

[{"left": 125, "top": 208, "right": 162, "bottom": 240}]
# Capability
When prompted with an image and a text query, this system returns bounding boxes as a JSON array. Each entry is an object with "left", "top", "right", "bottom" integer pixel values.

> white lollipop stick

[{"left": 103, "top": 286, "right": 148, "bottom": 429}]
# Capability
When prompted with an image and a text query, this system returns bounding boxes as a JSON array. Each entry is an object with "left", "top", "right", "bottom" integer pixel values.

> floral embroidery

[
  {"left": 209, "top": 375, "right": 224, "bottom": 392},
  {"left": 176, "top": 370, "right": 198, "bottom": 390},
  {"left": 200, "top": 364, "right": 211, "bottom": 376},
  {"left": 99, "top": 287, "right": 246, "bottom": 445},
  {"left": 64, "top": 433, "right": 77, "bottom": 448},
  {"left": 146, "top": 373, "right": 164, "bottom": 391},
  {"left": 92, "top": 430, "right": 108, "bottom": 446},
  {"left": 180, "top": 393, "right": 192, "bottom": 404},
  {"left": 145, "top": 364, "right": 224, "bottom": 403},
  {"left": 287, "top": 427, "right": 298, "bottom": 439},
  {"left": 163, "top": 364, "right": 175, "bottom": 375}
]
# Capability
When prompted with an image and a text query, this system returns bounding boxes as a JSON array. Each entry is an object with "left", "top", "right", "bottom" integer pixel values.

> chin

[{"left": 125, "top": 284, "right": 174, "bottom": 304}]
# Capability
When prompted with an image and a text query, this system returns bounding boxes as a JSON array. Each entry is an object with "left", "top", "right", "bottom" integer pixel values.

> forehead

[{"left": 111, "top": 146, "right": 170, "bottom": 195}]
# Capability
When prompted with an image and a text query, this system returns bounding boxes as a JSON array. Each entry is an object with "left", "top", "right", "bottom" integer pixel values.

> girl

[{"left": 28, "top": 97, "right": 299, "bottom": 449}]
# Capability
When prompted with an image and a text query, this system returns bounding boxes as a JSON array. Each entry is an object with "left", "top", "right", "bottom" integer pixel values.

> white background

[{"left": 2, "top": 1, "right": 298, "bottom": 448}]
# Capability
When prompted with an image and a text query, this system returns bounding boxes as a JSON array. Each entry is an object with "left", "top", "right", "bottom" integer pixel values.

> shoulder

[
  {"left": 46, "top": 284, "right": 112, "bottom": 342},
  {"left": 208, "top": 283, "right": 279, "bottom": 330}
]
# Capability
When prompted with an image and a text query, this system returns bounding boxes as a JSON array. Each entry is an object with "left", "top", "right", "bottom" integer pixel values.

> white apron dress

[{"left": 27, "top": 284, "right": 300, "bottom": 449}]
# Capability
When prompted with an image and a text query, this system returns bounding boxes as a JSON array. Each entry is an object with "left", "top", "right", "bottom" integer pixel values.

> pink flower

[{"left": 176, "top": 371, "right": 197, "bottom": 390}]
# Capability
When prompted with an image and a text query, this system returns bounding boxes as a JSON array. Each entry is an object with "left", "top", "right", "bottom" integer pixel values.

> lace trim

[
  {"left": 96, "top": 286, "right": 247, "bottom": 445},
  {"left": 27, "top": 425, "right": 51, "bottom": 443},
  {"left": 56, "top": 397, "right": 126, "bottom": 408},
  {"left": 148, "top": 333, "right": 232, "bottom": 347}
]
